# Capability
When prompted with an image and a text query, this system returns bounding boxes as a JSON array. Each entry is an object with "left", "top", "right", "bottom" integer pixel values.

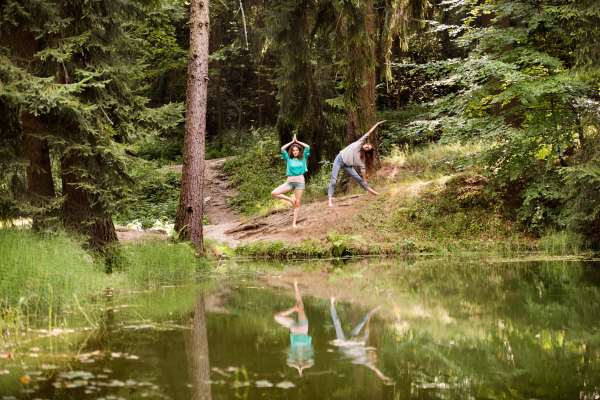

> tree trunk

[
  {"left": 16, "top": 23, "right": 57, "bottom": 226},
  {"left": 61, "top": 150, "right": 118, "bottom": 250},
  {"left": 184, "top": 296, "right": 212, "bottom": 400},
  {"left": 22, "top": 113, "right": 56, "bottom": 202},
  {"left": 258, "top": 64, "right": 262, "bottom": 128},
  {"left": 341, "top": 0, "right": 379, "bottom": 191},
  {"left": 174, "top": 0, "right": 210, "bottom": 252},
  {"left": 237, "top": 72, "right": 243, "bottom": 138}
]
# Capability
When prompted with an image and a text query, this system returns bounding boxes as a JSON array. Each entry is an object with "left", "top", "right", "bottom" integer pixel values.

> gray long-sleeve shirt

[{"left": 339, "top": 133, "right": 369, "bottom": 173}]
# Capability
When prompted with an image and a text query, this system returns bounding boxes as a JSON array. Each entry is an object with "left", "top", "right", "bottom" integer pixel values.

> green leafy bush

[
  {"left": 222, "top": 128, "right": 288, "bottom": 215},
  {"left": 114, "top": 164, "right": 181, "bottom": 229}
]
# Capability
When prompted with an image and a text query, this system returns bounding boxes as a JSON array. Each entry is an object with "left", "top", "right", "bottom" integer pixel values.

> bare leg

[
  {"left": 274, "top": 303, "right": 299, "bottom": 327},
  {"left": 294, "top": 281, "right": 307, "bottom": 320},
  {"left": 371, "top": 366, "right": 393, "bottom": 382},
  {"left": 271, "top": 183, "right": 295, "bottom": 206},
  {"left": 292, "top": 189, "right": 303, "bottom": 227}
]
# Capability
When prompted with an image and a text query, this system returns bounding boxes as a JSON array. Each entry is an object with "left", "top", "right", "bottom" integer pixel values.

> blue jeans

[
  {"left": 328, "top": 154, "right": 368, "bottom": 197},
  {"left": 330, "top": 305, "right": 371, "bottom": 342}
]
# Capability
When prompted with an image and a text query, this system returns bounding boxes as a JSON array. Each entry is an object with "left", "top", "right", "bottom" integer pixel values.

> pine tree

[
  {"left": 0, "top": 0, "right": 183, "bottom": 248},
  {"left": 174, "top": 0, "right": 210, "bottom": 251}
]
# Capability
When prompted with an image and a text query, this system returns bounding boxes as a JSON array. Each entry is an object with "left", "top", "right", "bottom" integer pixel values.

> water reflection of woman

[
  {"left": 274, "top": 281, "right": 315, "bottom": 376},
  {"left": 330, "top": 297, "right": 392, "bottom": 381}
]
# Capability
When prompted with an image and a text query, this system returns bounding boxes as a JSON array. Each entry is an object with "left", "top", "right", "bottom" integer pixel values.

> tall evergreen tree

[
  {"left": 174, "top": 0, "right": 210, "bottom": 251},
  {"left": 0, "top": 0, "right": 183, "bottom": 248}
]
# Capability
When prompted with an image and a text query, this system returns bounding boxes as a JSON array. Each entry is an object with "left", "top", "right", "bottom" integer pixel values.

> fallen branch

[{"left": 224, "top": 222, "right": 269, "bottom": 234}]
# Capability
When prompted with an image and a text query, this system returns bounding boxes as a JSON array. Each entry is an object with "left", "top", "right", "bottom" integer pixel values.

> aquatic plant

[{"left": 0, "top": 228, "right": 109, "bottom": 329}]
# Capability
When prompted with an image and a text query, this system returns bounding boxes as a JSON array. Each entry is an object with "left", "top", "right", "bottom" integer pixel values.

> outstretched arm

[{"left": 365, "top": 120, "right": 387, "bottom": 137}]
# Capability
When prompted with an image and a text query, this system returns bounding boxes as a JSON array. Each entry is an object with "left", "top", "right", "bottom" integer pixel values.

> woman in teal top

[{"left": 271, "top": 134, "right": 310, "bottom": 228}]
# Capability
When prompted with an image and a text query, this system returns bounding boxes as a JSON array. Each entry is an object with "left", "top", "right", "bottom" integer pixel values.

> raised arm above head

[
  {"left": 293, "top": 134, "right": 309, "bottom": 148},
  {"left": 365, "top": 120, "right": 387, "bottom": 136},
  {"left": 281, "top": 139, "right": 295, "bottom": 151}
]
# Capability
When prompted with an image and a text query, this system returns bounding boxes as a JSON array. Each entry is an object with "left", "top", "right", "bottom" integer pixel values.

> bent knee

[{"left": 271, "top": 190, "right": 278, "bottom": 197}]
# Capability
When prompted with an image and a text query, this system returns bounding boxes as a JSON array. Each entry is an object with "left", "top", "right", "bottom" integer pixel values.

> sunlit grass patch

[
  {"left": 0, "top": 228, "right": 110, "bottom": 331},
  {"left": 384, "top": 141, "right": 483, "bottom": 181},
  {"left": 114, "top": 240, "right": 208, "bottom": 286}
]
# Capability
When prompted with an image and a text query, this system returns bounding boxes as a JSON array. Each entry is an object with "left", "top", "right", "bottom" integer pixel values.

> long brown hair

[
  {"left": 360, "top": 146, "right": 375, "bottom": 175},
  {"left": 288, "top": 144, "right": 304, "bottom": 160}
]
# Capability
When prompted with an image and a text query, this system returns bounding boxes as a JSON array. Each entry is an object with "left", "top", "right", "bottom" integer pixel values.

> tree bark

[
  {"left": 175, "top": 0, "right": 210, "bottom": 251},
  {"left": 22, "top": 113, "right": 56, "bottom": 201},
  {"left": 184, "top": 296, "right": 212, "bottom": 400},
  {"left": 341, "top": 0, "right": 379, "bottom": 191},
  {"left": 60, "top": 150, "right": 118, "bottom": 250},
  {"left": 15, "top": 22, "right": 57, "bottom": 225},
  {"left": 258, "top": 64, "right": 262, "bottom": 128}
]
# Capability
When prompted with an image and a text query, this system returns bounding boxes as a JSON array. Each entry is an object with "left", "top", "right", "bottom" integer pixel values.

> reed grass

[
  {"left": 0, "top": 228, "right": 109, "bottom": 329},
  {"left": 115, "top": 240, "right": 203, "bottom": 286}
]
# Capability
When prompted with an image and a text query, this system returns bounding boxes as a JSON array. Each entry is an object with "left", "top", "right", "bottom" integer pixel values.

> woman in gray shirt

[{"left": 328, "top": 121, "right": 386, "bottom": 206}]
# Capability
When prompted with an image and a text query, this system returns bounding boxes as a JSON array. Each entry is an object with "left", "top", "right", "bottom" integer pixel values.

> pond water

[{"left": 1, "top": 257, "right": 600, "bottom": 399}]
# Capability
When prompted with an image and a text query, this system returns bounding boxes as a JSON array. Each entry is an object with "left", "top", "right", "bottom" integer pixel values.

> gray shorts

[{"left": 286, "top": 181, "right": 305, "bottom": 190}]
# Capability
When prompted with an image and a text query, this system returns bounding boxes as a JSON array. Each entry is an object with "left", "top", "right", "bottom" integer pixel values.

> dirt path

[
  {"left": 117, "top": 157, "right": 241, "bottom": 243},
  {"left": 161, "top": 156, "right": 239, "bottom": 225},
  {"left": 119, "top": 157, "right": 397, "bottom": 245}
]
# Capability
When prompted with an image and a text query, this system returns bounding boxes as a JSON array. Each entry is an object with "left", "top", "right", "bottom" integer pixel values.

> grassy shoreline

[
  {"left": 222, "top": 141, "right": 591, "bottom": 259},
  {"left": 0, "top": 228, "right": 212, "bottom": 334}
]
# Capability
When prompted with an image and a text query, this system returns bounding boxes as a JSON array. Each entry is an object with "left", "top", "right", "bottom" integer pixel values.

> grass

[
  {"left": 227, "top": 141, "right": 591, "bottom": 258},
  {"left": 235, "top": 239, "right": 331, "bottom": 259},
  {"left": 0, "top": 228, "right": 110, "bottom": 331},
  {"left": 111, "top": 240, "right": 206, "bottom": 286},
  {"left": 0, "top": 228, "right": 216, "bottom": 334}
]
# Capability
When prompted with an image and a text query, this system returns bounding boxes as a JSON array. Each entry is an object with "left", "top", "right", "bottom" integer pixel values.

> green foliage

[
  {"left": 377, "top": 105, "right": 436, "bottom": 154},
  {"left": 134, "top": 137, "right": 184, "bottom": 164},
  {"left": 222, "top": 128, "right": 288, "bottom": 215},
  {"left": 384, "top": 0, "right": 600, "bottom": 235},
  {"left": 235, "top": 239, "right": 330, "bottom": 259},
  {"left": 326, "top": 230, "right": 367, "bottom": 257},
  {"left": 115, "top": 241, "right": 205, "bottom": 286},
  {"left": 114, "top": 163, "right": 182, "bottom": 229},
  {"left": 539, "top": 229, "right": 587, "bottom": 256},
  {"left": 0, "top": 228, "right": 109, "bottom": 324},
  {"left": 0, "top": 0, "right": 184, "bottom": 239}
]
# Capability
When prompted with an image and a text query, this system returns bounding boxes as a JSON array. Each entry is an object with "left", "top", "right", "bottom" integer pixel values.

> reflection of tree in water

[
  {"left": 382, "top": 261, "right": 600, "bottom": 399},
  {"left": 184, "top": 296, "right": 212, "bottom": 400}
]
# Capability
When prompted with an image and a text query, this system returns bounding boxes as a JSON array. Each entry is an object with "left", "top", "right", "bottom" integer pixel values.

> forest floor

[
  {"left": 118, "top": 147, "right": 583, "bottom": 256},
  {"left": 199, "top": 161, "right": 413, "bottom": 246},
  {"left": 189, "top": 156, "right": 376, "bottom": 246},
  {"left": 116, "top": 156, "right": 390, "bottom": 246}
]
